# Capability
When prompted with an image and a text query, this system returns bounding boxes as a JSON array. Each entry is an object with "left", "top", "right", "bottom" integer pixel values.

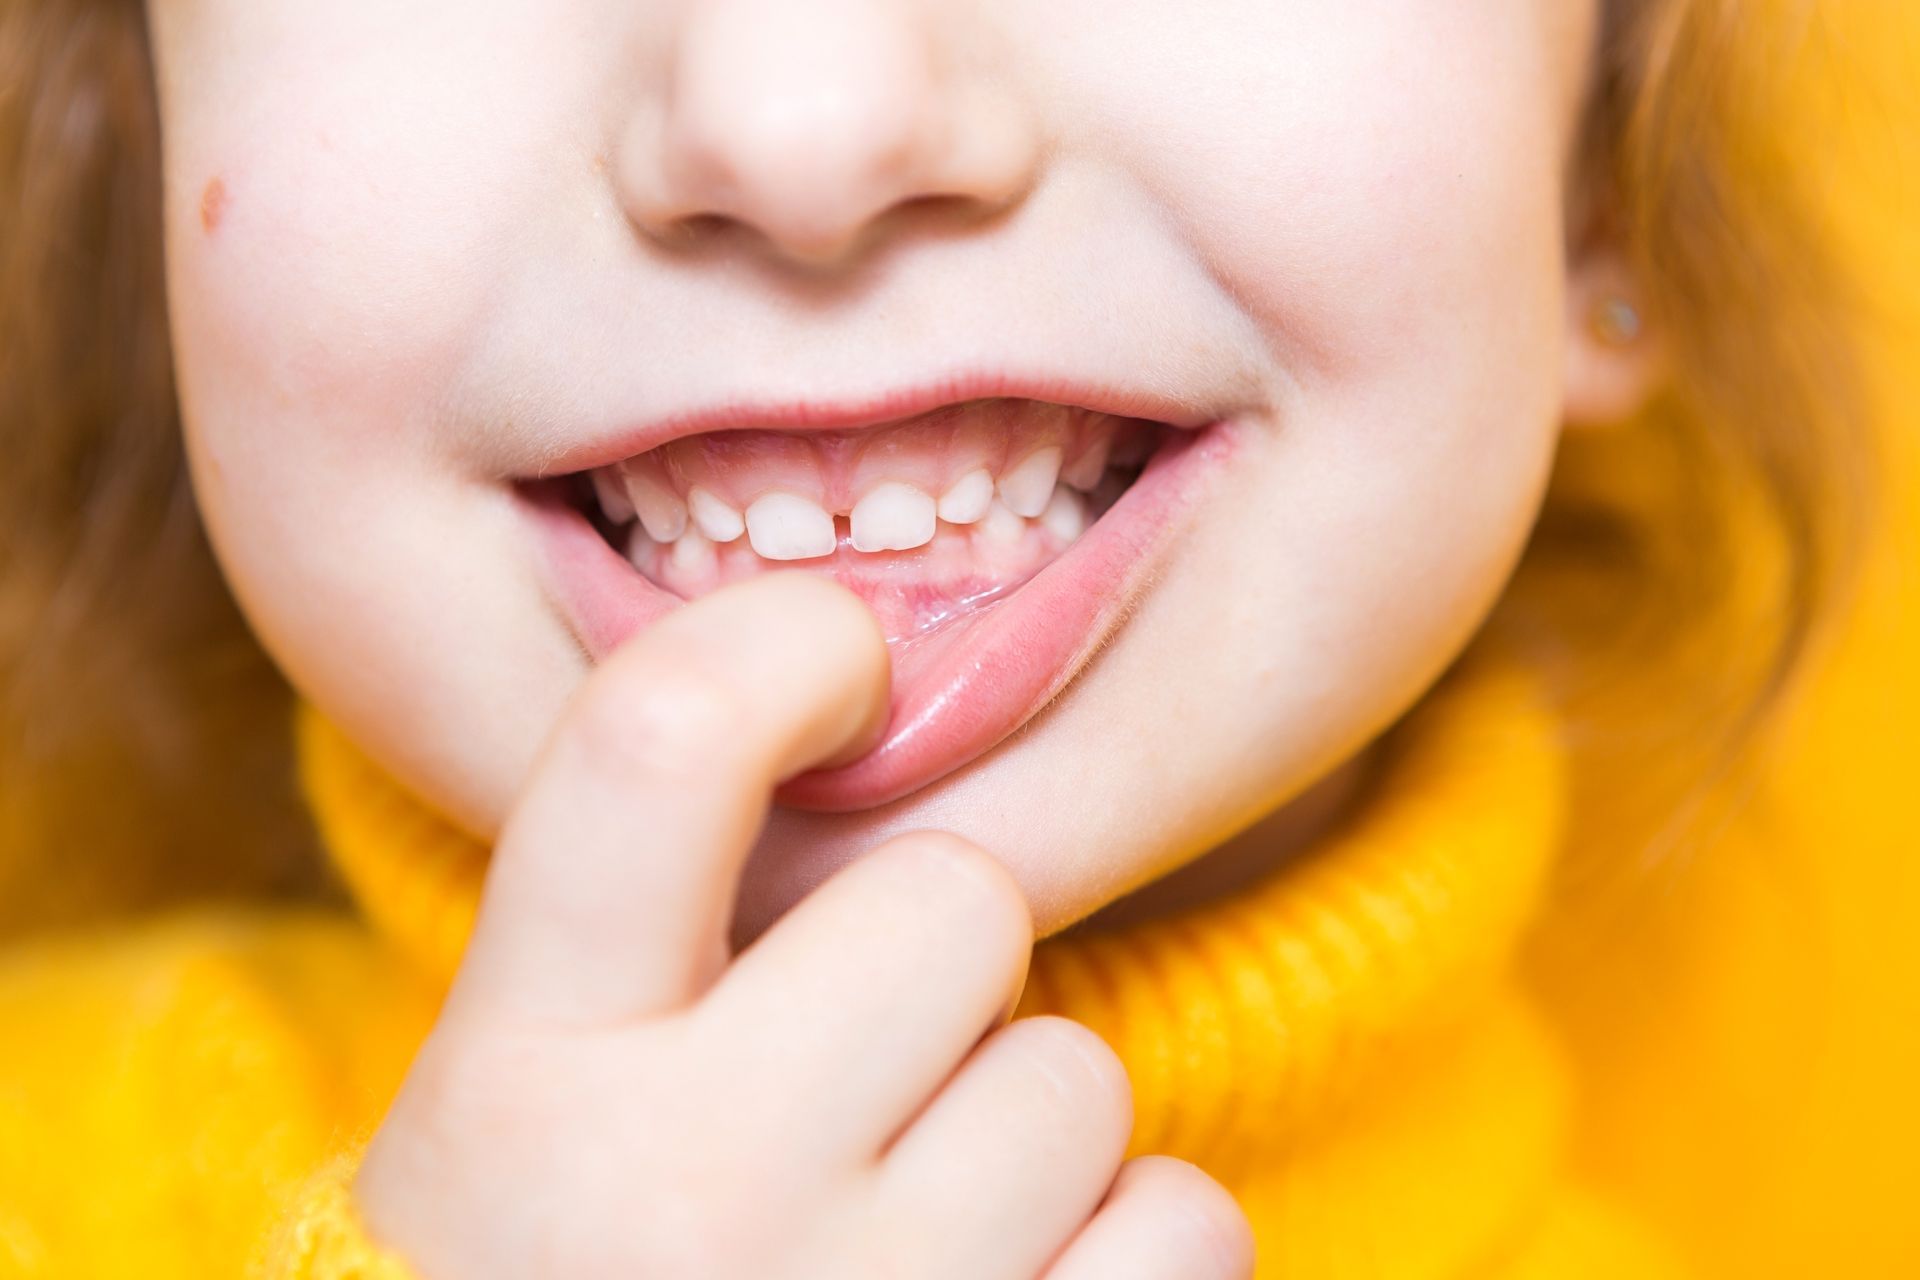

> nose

[{"left": 616, "top": 0, "right": 1039, "bottom": 268}]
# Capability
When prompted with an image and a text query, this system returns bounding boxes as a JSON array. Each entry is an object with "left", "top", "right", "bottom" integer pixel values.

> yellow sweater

[
  {"left": 4, "top": 492, "right": 1918, "bottom": 1279},
  {"left": 0, "top": 639, "right": 1635, "bottom": 1278},
  {"left": 6, "top": 487, "right": 1920, "bottom": 1279},
  {"left": 5, "top": 394, "right": 1920, "bottom": 1278},
  {"left": 4, "top": 21, "right": 1919, "bottom": 1280}
]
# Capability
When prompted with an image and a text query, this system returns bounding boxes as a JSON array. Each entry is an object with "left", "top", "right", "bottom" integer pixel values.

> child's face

[{"left": 148, "top": 2, "right": 1632, "bottom": 936}]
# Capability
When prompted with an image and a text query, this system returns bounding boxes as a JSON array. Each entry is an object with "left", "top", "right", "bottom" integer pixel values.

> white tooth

[
  {"left": 688, "top": 486, "right": 745, "bottom": 543},
  {"left": 669, "top": 528, "right": 717, "bottom": 574},
  {"left": 624, "top": 524, "right": 655, "bottom": 570},
  {"left": 936, "top": 469, "right": 994, "bottom": 524},
  {"left": 1040, "top": 486, "right": 1087, "bottom": 543},
  {"left": 625, "top": 466, "right": 688, "bottom": 542},
  {"left": 996, "top": 446, "right": 1062, "bottom": 518},
  {"left": 745, "top": 492, "right": 837, "bottom": 561},
  {"left": 593, "top": 468, "right": 636, "bottom": 523},
  {"left": 976, "top": 499, "right": 1027, "bottom": 547},
  {"left": 850, "top": 482, "right": 936, "bottom": 552},
  {"left": 1062, "top": 439, "right": 1110, "bottom": 492}
]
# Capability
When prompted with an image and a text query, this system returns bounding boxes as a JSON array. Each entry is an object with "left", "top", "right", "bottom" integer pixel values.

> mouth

[{"left": 518, "top": 388, "right": 1239, "bottom": 811}]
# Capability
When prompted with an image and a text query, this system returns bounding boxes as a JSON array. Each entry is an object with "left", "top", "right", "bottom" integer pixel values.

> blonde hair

[
  {"left": 1, "top": 1, "right": 323, "bottom": 935},
  {"left": 0, "top": 0, "right": 1875, "bottom": 937},
  {"left": 1504, "top": 0, "right": 1874, "bottom": 905}
]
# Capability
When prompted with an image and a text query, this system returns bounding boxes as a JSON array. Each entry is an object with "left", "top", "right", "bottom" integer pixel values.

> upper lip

[{"left": 529, "top": 367, "right": 1228, "bottom": 478}]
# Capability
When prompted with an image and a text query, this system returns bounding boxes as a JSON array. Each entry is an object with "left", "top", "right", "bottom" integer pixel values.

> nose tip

[{"left": 617, "top": 0, "right": 1037, "bottom": 268}]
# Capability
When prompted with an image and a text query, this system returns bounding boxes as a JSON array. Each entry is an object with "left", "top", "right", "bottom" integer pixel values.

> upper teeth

[
  {"left": 936, "top": 469, "right": 994, "bottom": 524},
  {"left": 687, "top": 486, "right": 746, "bottom": 543},
  {"left": 996, "top": 447, "right": 1063, "bottom": 519},
  {"left": 598, "top": 430, "right": 1140, "bottom": 567},
  {"left": 592, "top": 469, "right": 637, "bottom": 525},
  {"left": 628, "top": 468, "right": 689, "bottom": 543},
  {"left": 850, "top": 481, "right": 938, "bottom": 553},
  {"left": 1062, "top": 438, "right": 1110, "bottom": 491},
  {"left": 744, "top": 492, "right": 838, "bottom": 561}
]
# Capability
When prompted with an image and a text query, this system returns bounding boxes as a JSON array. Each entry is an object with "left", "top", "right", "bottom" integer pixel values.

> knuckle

[
  {"left": 391, "top": 1030, "right": 551, "bottom": 1162},
  {"left": 1121, "top": 1156, "right": 1257, "bottom": 1279}
]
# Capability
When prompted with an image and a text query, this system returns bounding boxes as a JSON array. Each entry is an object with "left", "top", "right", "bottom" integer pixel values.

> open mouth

[{"left": 519, "top": 394, "right": 1236, "bottom": 811}]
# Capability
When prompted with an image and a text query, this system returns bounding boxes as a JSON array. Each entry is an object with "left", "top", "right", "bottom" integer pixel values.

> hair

[
  {"left": 0, "top": 0, "right": 1878, "bottom": 939},
  {"left": 1500, "top": 0, "right": 1875, "bottom": 911}
]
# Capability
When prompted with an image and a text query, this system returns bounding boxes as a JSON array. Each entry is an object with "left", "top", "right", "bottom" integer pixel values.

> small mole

[{"left": 200, "top": 177, "right": 229, "bottom": 234}]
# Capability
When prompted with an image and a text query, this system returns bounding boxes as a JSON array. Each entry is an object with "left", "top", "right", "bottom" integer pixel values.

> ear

[{"left": 1563, "top": 222, "right": 1667, "bottom": 429}]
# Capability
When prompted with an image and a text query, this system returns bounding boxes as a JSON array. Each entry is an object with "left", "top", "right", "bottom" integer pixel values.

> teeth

[
  {"left": 977, "top": 498, "right": 1028, "bottom": 547},
  {"left": 996, "top": 447, "right": 1062, "bottom": 519},
  {"left": 745, "top": 492, "right": 838, "bottom": 561},
  {"left": 936, "top": 469, "right": 994, "bottom": 524},
  {"left": 669, "top": 528, "right": 717, "bottom": 574},
  {"left": 606, "top": 437, "right": 1121, "bottom": 567},
  {"left": 625, "top": 466, "right": 688, "bottom": 543},
  {"left": 624, "top": 523, "right": 653, "bottom": 571},
  {"left": 1062, "top": 439, "right": 1110, "bottom": 492},
  {"left": 593, "top": 469, "right": 636, "bottom": 524},
  {"left": 688, "top": 486, "right": 745, "bottom": 543},
  {"left": 850, "top": 482, "right": 937, "bottom": 552},
  {"left": 1040, "top": 486, "right": 1087, "bottom": 543}
]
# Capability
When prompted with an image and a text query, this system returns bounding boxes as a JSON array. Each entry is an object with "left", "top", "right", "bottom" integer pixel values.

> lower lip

[{"left": 522, "top": 419, "right": 1240, "bottom": 811}]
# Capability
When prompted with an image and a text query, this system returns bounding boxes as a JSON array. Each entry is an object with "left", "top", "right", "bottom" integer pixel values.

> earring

[{"left": 1590, "top": 295, "right": 1643, "bottom": 345}]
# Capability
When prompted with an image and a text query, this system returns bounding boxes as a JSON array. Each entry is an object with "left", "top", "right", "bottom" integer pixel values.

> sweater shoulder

[
  {"left": 0, "top": 900, "right": 441, "bottom": 1097},
  {"left": 0, "top": 903, "right": 439, "bottom": 1273}
]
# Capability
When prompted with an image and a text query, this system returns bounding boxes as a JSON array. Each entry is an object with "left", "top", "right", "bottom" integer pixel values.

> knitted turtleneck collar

[{"left": 298, "top": 645, "right": 1563, "bottom": 1191}]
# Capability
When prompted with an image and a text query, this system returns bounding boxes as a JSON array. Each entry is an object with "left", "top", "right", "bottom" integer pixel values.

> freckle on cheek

[{"left": 200, "top": 177, "right": 229, "bottom": 234}]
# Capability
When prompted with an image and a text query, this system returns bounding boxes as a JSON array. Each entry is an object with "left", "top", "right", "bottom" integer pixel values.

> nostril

[
  {"left": 614, "top": 1, "right": 1041, "bottom": 272},
  {"left": 633, "top": 194, "right": 881, "bottom": 270},
  {"left": 672, "top": 212, "right": 733, "bottom": 243}
]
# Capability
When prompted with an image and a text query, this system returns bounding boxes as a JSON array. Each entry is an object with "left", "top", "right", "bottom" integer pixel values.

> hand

[{"left": 351, "top": 573, "right": 1255, "bottom": 1279}]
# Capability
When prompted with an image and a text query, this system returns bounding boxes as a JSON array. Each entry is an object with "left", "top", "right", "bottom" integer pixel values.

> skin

[
  {"left": 348, "top": 573, "right": 1256, "bottom": 1275},
  {"left": 147, "top": 0, "right": 1656, "bottom": 943},
  {"left": 142, "top": 1, "right": 1659, "bottom": 1270}
]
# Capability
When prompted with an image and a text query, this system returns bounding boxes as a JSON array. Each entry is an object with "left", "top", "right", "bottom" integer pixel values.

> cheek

[
  {"left": 160, "top": 95, "right": 492, "bottom": 694},
  {"left": 1116, "top": 3, "right": 1574, "bottom": 592},
  {"left": 1018, "top": 4, "right": 1577, "bottom": 843},
  {"left": 155, "top": 10, "right": 566, "bottom": 620},
  {"left": 156, "top": 4, "right": 595, "bottom": 497},
  {"left": 1111, "top": 3, "right": 1573, "bottom": 385},
  {"left": 149, "top": 8, "right": 602, "bottom": 830}
]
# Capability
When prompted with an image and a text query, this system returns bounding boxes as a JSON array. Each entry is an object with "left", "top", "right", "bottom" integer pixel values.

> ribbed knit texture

[
  {"left": 6, "top": 27, "right": 1919, "bottom": 1267},
  {"left": 8, "top": 518, "right": 1919, "bottom": 1275},
  {"left": 309, "top": 649, "right": 1562, "bottom": 1159},
  {"left": 285, "top": 645, "right": 1675, "bottom": 1278}
]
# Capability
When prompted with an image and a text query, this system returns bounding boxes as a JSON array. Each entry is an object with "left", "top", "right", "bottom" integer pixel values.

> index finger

[{"left": 443, "top": 571, "right": 890, "bottom": 1029}]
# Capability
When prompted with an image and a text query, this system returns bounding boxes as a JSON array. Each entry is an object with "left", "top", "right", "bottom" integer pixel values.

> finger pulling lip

[{"left": 521, "top": 418, "right": 1241, "bottom": 812}]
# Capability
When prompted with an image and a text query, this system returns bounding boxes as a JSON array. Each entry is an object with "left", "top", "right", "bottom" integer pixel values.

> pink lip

[
  {"left": 530, "top": 369, "right": 1224, "bottom": 477},
  {"left": 522, "top": 410, "right": 1242, "bottom": 813}
]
